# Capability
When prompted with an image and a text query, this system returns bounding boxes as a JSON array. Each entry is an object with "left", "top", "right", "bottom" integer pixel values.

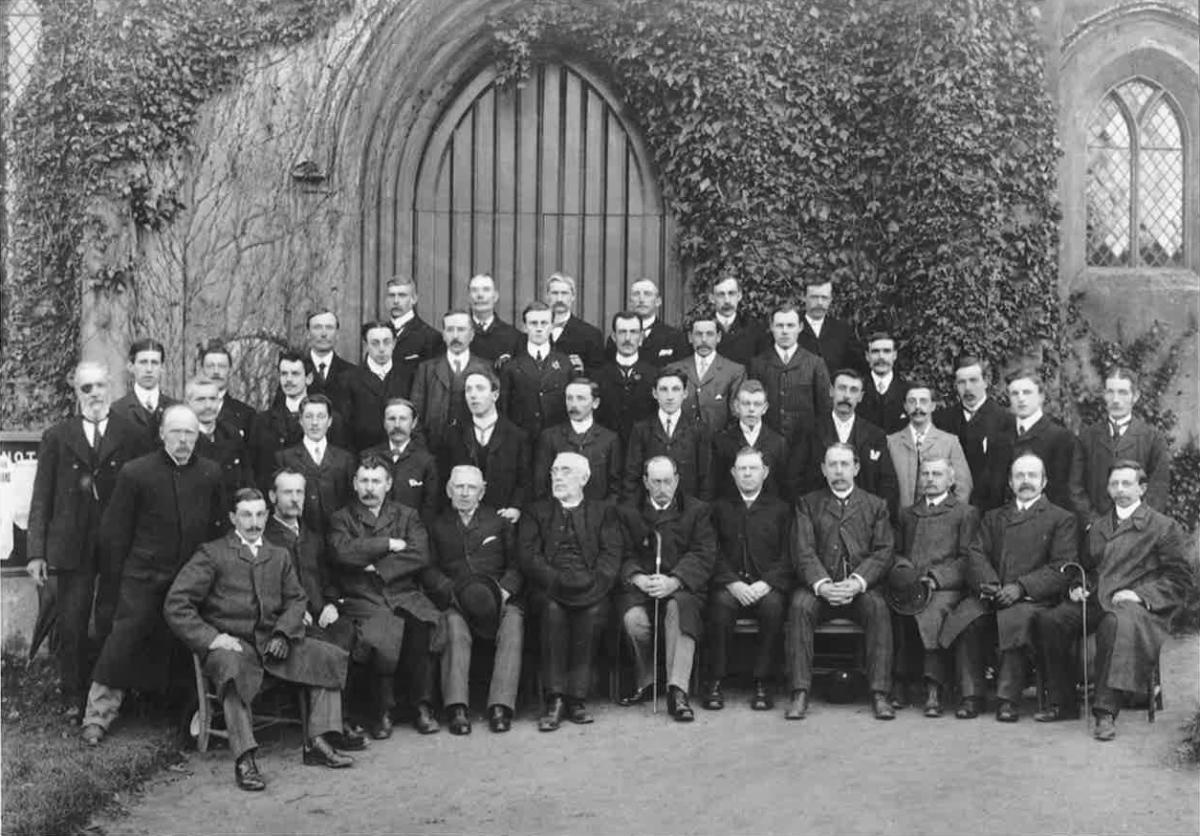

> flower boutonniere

[{"left": 630, "top": 371, "right": 642, "bottom": 382}]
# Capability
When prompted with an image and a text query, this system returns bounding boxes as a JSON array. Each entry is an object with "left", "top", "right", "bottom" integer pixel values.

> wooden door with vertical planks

[{"left": 402, "top": 62, "right": 676, "bottom": 330}]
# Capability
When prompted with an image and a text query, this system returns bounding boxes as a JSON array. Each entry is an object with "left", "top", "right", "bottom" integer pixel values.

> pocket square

[
  {"left": 714, "top": 394, "right": 724, "bottom": 400},
  {"left": 869, "top": 450, "right": 881, "bottom": 461},
  {"left": 658, "top": 348, "right": 673, "bottom": 356},
  {"left": 481, "top": 535, "right": 498, "bottom": 546},
  {"left": 408, "top": 478, "right": 424, "bottom": 487}
]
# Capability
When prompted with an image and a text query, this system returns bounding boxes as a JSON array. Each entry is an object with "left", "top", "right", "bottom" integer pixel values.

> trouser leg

[
  {"left": 623, "top": 605, "right": 654, "bottom": 689},
  {"left": 852, "top": 591, "right": 893, "bottom": 694},
  {"left": 56, "top": 568, "right": 98, "bottom": 700},
  {"left": 222, "top": 689, "right": 257, "bottom": 759},
  {"left": 374, "top": 675, "right": 396, "bottom": 715},
  {"left": 307, "top": 687, "right": 342, "bottom": 738},
  {"left": 996, "top": 648, "right": 1026, "bottom": 704},
  {"left": 706, "top": 589, "right": 737, "bottom": 681},
  {"left": 892, "top": 614, "right": 920, "bottom": 684},
  {"left": 566, "top": 600, "right": 607, "bottom": 700},
  {"left": 487, "top": 605, "right": 524, "bottom": 711},
  {"left": 540, "top": 600, "right": 568, "bottom": 696},
  {"left": 752, "top": 590, "right": 786, "bottom": 681},
  {"left": 1034, "top": 601, "right": 1083, "bottom": 709},
  {"left": 440, "top": 610, "right": 473, "bottom": 708},
  {"left": 956, "top": 618, "right": 989, "bottom": 699},
  {"left": 663, "top": 600, "right": 695, "bottom": 692},
  {"left": 923, "top": 649, "right": 949, "bottom": 686},
  {"left": 399, "top": 616, "right": 435, "bottom": 707},
  {"left": 82, "top": 682, "right": 125, "bottom": 729},
  {"left": 1092, "top": 612, "right": 1123, "bottom": 716},
  {"left": 786, "top": 589, "right": 820, "bottom": 692}
]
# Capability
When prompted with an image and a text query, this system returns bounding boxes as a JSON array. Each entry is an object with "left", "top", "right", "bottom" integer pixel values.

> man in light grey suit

[
  {"left": 666, "top": 317, "right": 745, "bottom": 436},
  {"left": 886, "top": 382, "right": 971, "bottom": 511}
]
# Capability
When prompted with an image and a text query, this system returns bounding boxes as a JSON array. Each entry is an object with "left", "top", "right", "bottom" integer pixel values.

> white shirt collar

[
  {"left": 236, "top": 532, "right": 263, "bottom": 551},
  {"left": 716, "top": 312, "right": 736, "bottom": 329},
  {"left": 658, "top": 408, "right": 680, "bottom": 427},
  {"left": 133, "top": 384, "right": 160, "bottom": 407},
  {"left": 695, "top": 353, "right": 713, "bottom": 374},
  {"left": 367, "top": 357, "right": 392, "bottom": 377},
  {"left": 926, "top": 492, "right": 949, "bottom": 507},
  {"left": 775, "top": 344, "right": 795, "bottom": 363},
  {"left": 473, "top": 411, "right": 499, "bottom": 430},
  {"left": 831, "top": 486, "right": 854, "bottom": 501},
  {"left": 1015, "top": 495, "right": 1041, "bottom": 512},
  {"left": 392, "top": 310, "right": 415, "bottom": 329},
  {"left": 805, "top": 315, "right": 824, "bottom": 335},
  {"left": 199, "top": 421, "right": 217, "bottom": 436},
  {"left": 616, "top": 353, "right": 639, "bottom": 368},
  {"left": 474, "top": 314, "right": 495, "bottom": 330},
  {"left": 304, "top": 437, "right": 325, "bottom": 458},
  {"left": 1018, "top": 409, "right": 1044, "bottom": 431},
  {"left": 740, "top": 421, "right": 761, "bottom": 444},
  {"left": 284, "top": 394, "right": 304, "bottom": 413},
  {"left": 910, "top": 422, "right": 929, "bottom": 443},
  {"left": 641, "top": 315, "right": 657, "bottom": 330},
  {"left": 833, "top": 412, "right": 855, "bottom": 442},
  {"left": 650, "top": 498, "right": 672, "bottom": 512},
  {"left": 1110, "top": 414, "right": 1133, "bottom": 430},
  {"left": 739, "top": 489, "right": 762, "bottom": 504},
  {"left": 964, "top": 395, "right": 988, "bottom": 415},
  {"left": 390, "top": 438, "right": 411, "bottom": 454},
  {"left": 1115, "top": 501, "right": 1140, "bottom": 520},
  {"left": 447, "top": 349, "right": 470, "bottom": 366},
  {"left": 871, "top": 371, "right": 893, "bottom": 392},
  {"left": 570, "top": 416, "right": 594, "bottom": 434},
  {"left": 527, "top": 342, "right": 549, "bottom": 360},
  {"left": 310, "top": 349, "right": 333, "bottom": 365},
  {"left": 272, "top": 513, "right": 300, "bottom": 532}
]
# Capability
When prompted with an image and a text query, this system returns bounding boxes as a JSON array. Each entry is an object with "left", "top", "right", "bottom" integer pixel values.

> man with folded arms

[
  {"left": 424, "top": 466, "right": 523, "bottom": 734},
  {"left": 519, "top": 453, "right": 622, "bottom": 731},
  {"left": 165, "top": 488, "right": 354, "bottom": 791}
]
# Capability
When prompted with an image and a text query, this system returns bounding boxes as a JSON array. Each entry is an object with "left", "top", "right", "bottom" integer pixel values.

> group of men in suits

[{"left": 23, "top": 270, "right": 1190, "bottom": 792}]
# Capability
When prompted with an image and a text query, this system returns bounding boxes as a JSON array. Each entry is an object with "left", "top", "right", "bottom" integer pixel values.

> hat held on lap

[
  {"left": 884, "top": 561, "right": 932, "bottom": 616},
  {"left": 454, "top": 575, "right": 503, "bottom": 641}
]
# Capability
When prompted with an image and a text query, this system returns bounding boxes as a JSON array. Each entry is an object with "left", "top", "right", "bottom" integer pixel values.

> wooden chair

[{"left": 191, "top": 654, "right": 308, "bottom": 753}]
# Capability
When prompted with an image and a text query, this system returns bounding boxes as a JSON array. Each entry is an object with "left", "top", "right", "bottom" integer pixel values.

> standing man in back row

[
  {"left": 388, "top": 276, "right": 444, "bottom": 388},
  {"left": 607, "top": 279, "right": 690, "bottom": 368},
  {"left": 709, "top": 276, "right": 770, "bottom": 368},
  {"left": 748, "top": 304, "right": 832, "bottom": 444},
  {"left": 797, "top": 275, "right": 866, "bottom": 378},
  {"left": 111, "top": 337, "right": 178, "bottom": 450},
  {"left": 545, "top": 272, "right": 606, "bottom": 375}
]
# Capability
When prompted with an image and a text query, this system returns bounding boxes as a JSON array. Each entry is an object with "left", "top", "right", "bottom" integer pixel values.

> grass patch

[{"left": 1, "top": 655, "right": 179, "bottom": 836}]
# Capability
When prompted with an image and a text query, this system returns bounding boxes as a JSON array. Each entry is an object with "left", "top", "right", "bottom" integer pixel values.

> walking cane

[
  {"left": 1060, "top": 561, "right": 1089, "bottom": 729},
  {"left": 652, "top": 531, "right": 663, "bottom": 715}
]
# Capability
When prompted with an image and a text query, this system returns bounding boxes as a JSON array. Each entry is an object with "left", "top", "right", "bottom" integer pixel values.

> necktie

[
  {"left": 1111, "top": 422, "right": 1122, "bottom": 441},
  {"left": 84, "top": 417, "right": 103, "bottom": 450},
  {"left": 698, "top": 357, "right": 709, "bottom": 379},
  {"left": 1017, "top": 423, "right": 1027, "bottom": 436},
  {"left": 318, "top": 361, "right": 328, "bottom": 382},
  {"left": 664, "top": 416, "right": 674, "bottom": 437},
  {"left": 144, "top": 398, "right": 156, "bottom": 413}
]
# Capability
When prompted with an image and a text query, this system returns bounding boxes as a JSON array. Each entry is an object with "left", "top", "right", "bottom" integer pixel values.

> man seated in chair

[
  {"left": 519, "top": 452, "right": 622, "bottom": 731},
  {"left": 940, "top": 452, "right": 1075, "bottom": 722},
  {"left": 615, "top": 455, "right": 716, "bottom": 722},
  {"left": 164, "top": 488, "right": 354, "bottom": 792},
  {"left": 786, "top": 442, "right": 896, "bottom": 721},
  {"left": 423, "top": 465, "right": 524, "bottom": 735},
  {"left": 1033, "top": 460, "right": 1190, "bottom": 740}
]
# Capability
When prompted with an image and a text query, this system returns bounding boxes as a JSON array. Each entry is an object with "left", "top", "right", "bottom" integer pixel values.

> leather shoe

[
  {"left": 413, "top": 703, "right": 440, "bottom": 735},
  {"left": 1033, "top": 705, "right": 1078, "bottom": 723},
  {"left": 872, "top": 692, "right": 896, "bottom": 720},
  {"left": 923, "top": 683, "right": 942, "bottom": 718},
  {"left": 1093, "top": 711, "right": 1117, "bottom": 741},
  {"left": 303, "top": 734, "right": 354, "bottom": 768},
  {"left": 370, "top": 711, "right": 393, "bottom": 740},
  {"left": 784, "top": 689, "right": 808, "bottom": 720},
  {"left": 488, "top": 705, "right": 511, "bottom": 733},
  {"left": 327, "top": 728, "right": 367, "bottom": 751},
  {"left": 235, "top": 752, "right": 265, "bottom": 791},
  {"left": 538, "top": 695, "right": 565, "bottom": 732},
  {"left": 447, "top": 704, "right": 471, "bottom": 736},
  {"left": 955, "top": 698, "right": 982, "bottom": 719},
  {"left": 996, "top": 700, "right": 1019, "bottom": 723},
  {"left": 750, "top": 680, "right": 773, "bottom": 711},
  {"left": 566, "top": 698, "right": 593, "bottom": 724},
  {"left": 888, "top": 683, "right": 909, "bottom": 710},
  {"left": 667, "top": 687, "right": 694, "bottom": 722},
  {"left": 81, "top": 724, "right": 105, "bottom": 746},
  {"left": 702, "top": 681, "right": 724, "bottom": 711},
  {"left": 619, "top": 683, "right": 653, "bottom": 707}
]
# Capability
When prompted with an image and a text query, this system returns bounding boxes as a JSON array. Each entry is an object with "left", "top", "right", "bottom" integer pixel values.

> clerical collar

[
  {"left": 616, "top": 353, "right": 639, "bottom": 368},
  {"left": 872, "top": 371, "right": 893, "bottom": 392},
  {"left": 1115, "top": 501, "right": 1140, "bottom": 520},
  {"left": 392, "top": 310, "right": 415, "bottom": 329},
  {"left": 570, "top": 417, "right": 593, "bottom": 434},
  {"left": 367, "top": 357, "right": 392, "bottom": 377},
  {"left": 831, "top": 486, "right": 854, "bottom": 501},
  {"left": 559, "top": 498, "right": 583, "bottom": 510},
  {"left": 739, "top": 490, "right": 762, "bottom": 504}
]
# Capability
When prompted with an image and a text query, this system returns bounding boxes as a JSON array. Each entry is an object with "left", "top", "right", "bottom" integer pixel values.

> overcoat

[
  {"left": 328, "top": 499, "right": 439, "bottom": 671},
  {"left": 275, "top": 442, "right": 356, "bottom": 535},
  {"left": 622, "top": 411, "right": 714, "bottom": 504},
  {"left": 1084, "top": 504, "right": 1190, "bottom": 692},
  {"left": 216, "top": 394, "right": 257, "bottom": 438},
  {"left": 940, "top": 496, "right": 1075, "bottom": 649},
  {"left": 712, "top": 422, "right": 791, "bottom": 501},
  {"left": 533, "top": 422, "right": 622, "bottom": 501},
  {"left": 90, "top": 451, "right": 224, "bottom": 690},
  {"left": 747, "top": 346, "right": 832, "bottom": 443},
  {"left": 933, "top": 397, "right": 1010, "bottom": 512},
  {"left": 793, "top": 488, "right": 894, "bottom": 590},
  {"left": 664, "top": 353, "right": 745, "bottom": 435},
  {"left": 499, "top": 348, "right": 573, "bottom": 440},
  {"left": 615, "top": 496, "right": 716, "bottom": 639},
  {"left": 410, "top": 353, "right": 492, "bottom": 453},
  {"left": 442, "top": 416, "right": 532, "bottom": 512},
  {"left": 893, "top": 495, "right": 979, "bottom": 648},
  {"left": 593, "top": 359, "right": 658, "bottom": 444},
  {"left": 164, "top": 534, "right": 348, "bottom": 704},
  {"left": 710, "top": 493, "right": 796, "bottom": 592},
  {"left": 195, "top": 418, "right": 254, "bottom": 497},
  {"left": 518, "top": 499, "right": 621, "bottom": 608},
  {"left": 886, "top": 425, "right": 973, "bottom": 511},
  {"left": 423, "top": 506, "right": 523, "bottom": 608},
  {"left": 1069, "top": 418, "right": 1170, "bottom": 522},
  {"left": 362, "top": 441, "right": 440, "bottom": 519}
]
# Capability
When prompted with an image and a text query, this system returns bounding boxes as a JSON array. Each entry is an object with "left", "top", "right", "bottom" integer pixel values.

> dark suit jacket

[
  {"left": 933, "top": 397, "right": 1010, "bottom": 513},
  {"left": 391, "top": 314, "right": 443, "bottom": 369},
  {"left": 28, "top": 413, "right": 147, "bottom": 571},
  {"left": 217, "top": 395, "right": 257, "bottom": 437},
  {"left": 551, "top": 315, "right": 606, "bottom": 373},
  {"left": 715, "top": 313, "right": 770, "bottom": 368},
  {"left": 711, "top": 422, "right": 791, "bottom": 501},
  {"left": 747, "top": 346, "right": 832, "bottom": 443},
  {"left": 518, "top": 499, "right": 621, "bottom": 607},
  {"left": 593, "top": 359, "right": 658, "bottom": 444},
  {"left": 264, "top": 515, "right": 336, "bottom": 617},
  {"left": 275, "top": 442, "right": 356, "bottom": 535},
  {"left": 442, "top": 416, "right": 532, "bottom": 512},
  {"left": 342, "top": 364, "right": 412, "bottom": 452},
  {"left": 110, "top": 391, "right": 179, "bottom": 449},
  {"left": 859, "top": 375, "right": 910, "bottom": 435},
  {"left": 615, "top": 495, "right": 716, "bottom": 638},
  {"left": 1004, "top": 415, "right": 1076, "bottom": 512},
  {"left": 471, "top": 316, "right": 523, "bottom": 364},
  {"left": 534, "top": 422, "right": 622, "bottom": 501},
  {"left": 422, "top": 506, "right": 522, "bottom": 607},
  {"left": 307, "top": 352, "right": 357, "bottom": 417},
  {"left": 410, "top": 353, "right": 493, "bottom": 453},
  {"left": 791, "top": 414, "right": 899, "bottom": 518},
  {"left": 797, "top": 316, "right": 866, "bottom": 377},
  {"left": 248, "top": 401, "right": 349, "bottom": 493},
  {"left": 363, "top": 441, "right": 440, "bottom": 519},
  {"left": 793, "top": 488, "right": 894, "bottom": 590},
  {"left": 499, "top": 348, "right": 573, "bottom": 441},
  {"left": 195, "top": 419, "right": 254, "bottom": 498},
  {"left": 710, "top": 493, "right": 796, "bottom": 591},
  {"left": 622, "top": 412, "right": 713, "bottom": 504},
  {"left": 665, "top": 354, "right": 744, "bottom": 435},
  {"left": 1070, "top": 417, "right": 1170, "bottom": 523},
  {"left": 605, "top": 320, "right": 691, "bottom": 368}
]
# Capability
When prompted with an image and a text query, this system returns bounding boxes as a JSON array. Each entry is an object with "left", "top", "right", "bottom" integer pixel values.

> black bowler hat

[
  {"left": 884, "top": 562, "right": 932, "bottom": 616},
  {"left": 454, "top": 575, "right": 503, "bottom": 641}
]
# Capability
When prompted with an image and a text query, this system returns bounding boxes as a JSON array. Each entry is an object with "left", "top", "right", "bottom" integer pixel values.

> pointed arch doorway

[{"left": 375, "top": 61, "right": 678, "bottom": 330}]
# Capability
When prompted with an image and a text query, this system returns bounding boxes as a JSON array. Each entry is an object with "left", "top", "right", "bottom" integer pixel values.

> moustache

[{"left": 909, "top": 409, "right": 928, "bottom": 417}]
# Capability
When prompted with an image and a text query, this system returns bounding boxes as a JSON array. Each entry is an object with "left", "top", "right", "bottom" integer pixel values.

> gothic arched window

[{"left": 1086, "top": 78, "right": 1185, "bottom": 267}]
